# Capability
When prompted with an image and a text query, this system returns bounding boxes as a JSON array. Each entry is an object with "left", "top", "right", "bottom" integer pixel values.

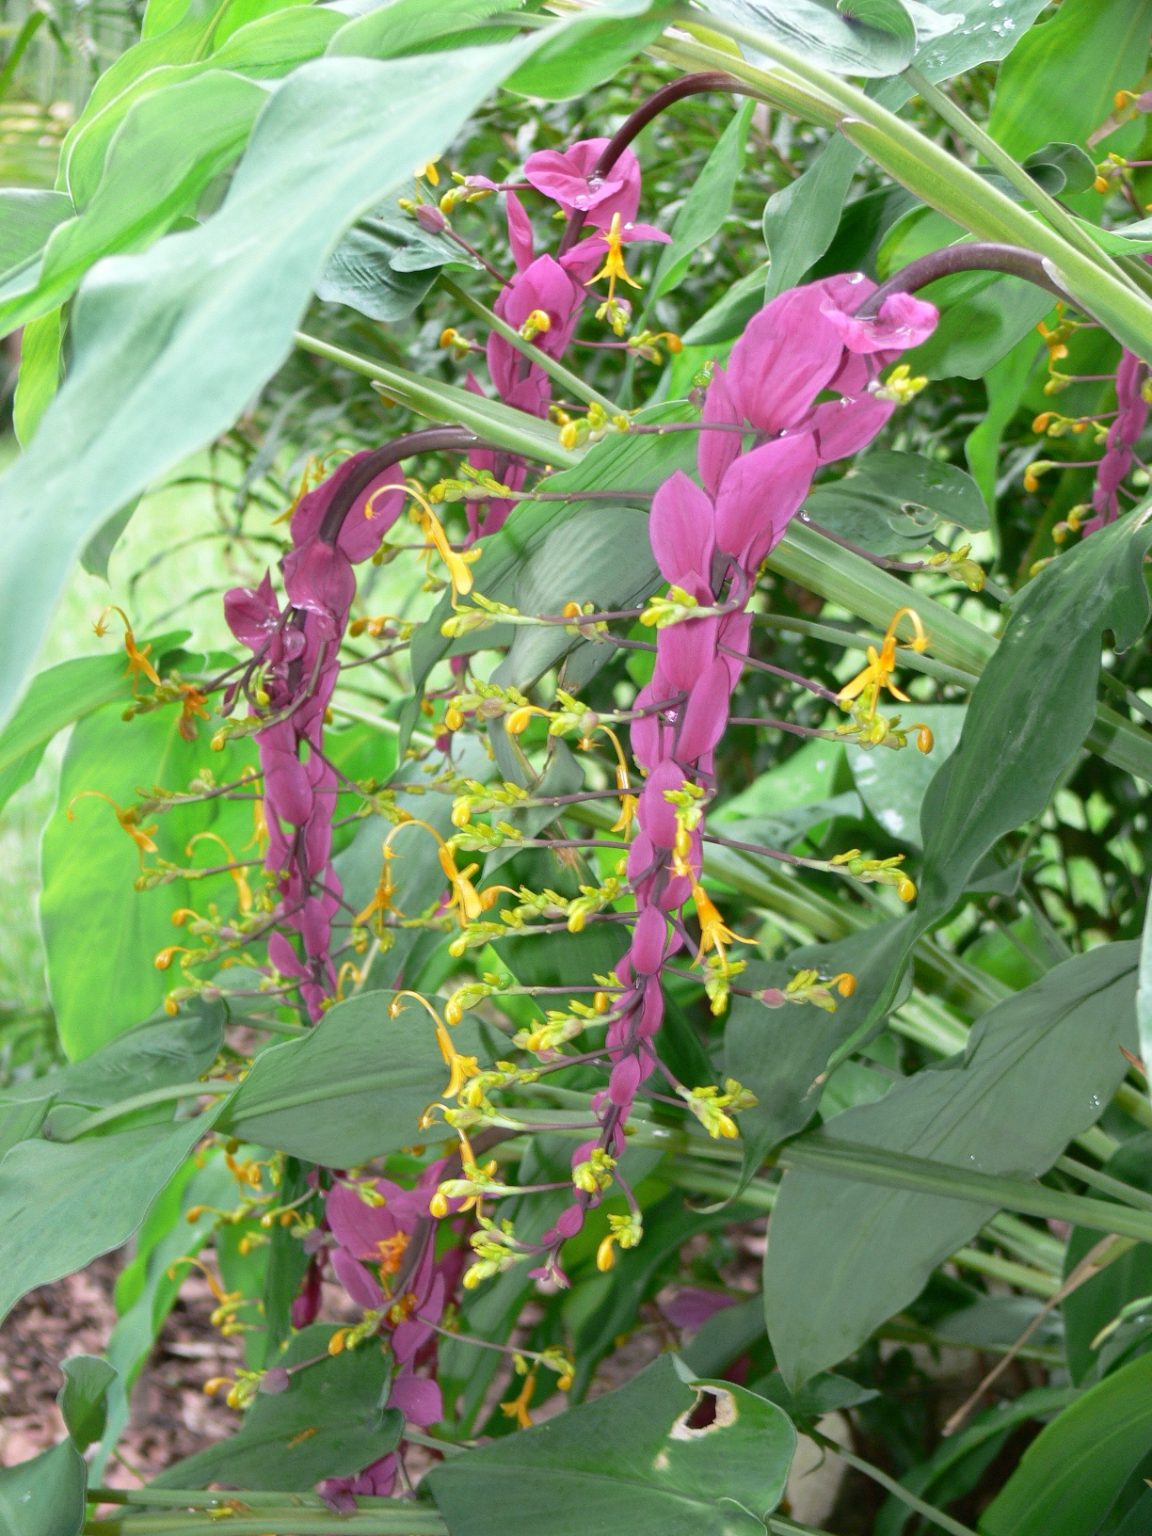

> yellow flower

[
  {"left": 585, "top": 212, "right": 642, "bottom": 303},
  {"left": 838, "top": 607, "right": 927, "bottom": 721},
  {"left": 94, "top": 604, "right": 161, "bottom": 692}
]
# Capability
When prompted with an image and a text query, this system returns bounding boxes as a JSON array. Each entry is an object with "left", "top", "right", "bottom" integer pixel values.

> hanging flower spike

[{"left": 94, "top": 605, "right": 162, "bottom": 692}]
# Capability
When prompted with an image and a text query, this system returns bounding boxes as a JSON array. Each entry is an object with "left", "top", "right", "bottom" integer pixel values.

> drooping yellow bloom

[
  {"left": 404, "top": 480, "right": 481, "bottom": 603},
  {"left": 67, "top": 790, "right": 159, "bottom": 866},
  {"left": 94, "top": 605, "right": 161, "bottom": 692},
  {"left": 500, "top": 1371, "right": 537, "bottom": 1430},
  {"left": 838, "top": 607, "right": 928, "bottom": 720},
  {"left": 585, "top": 212, "right": 642, "bottom": 303}
]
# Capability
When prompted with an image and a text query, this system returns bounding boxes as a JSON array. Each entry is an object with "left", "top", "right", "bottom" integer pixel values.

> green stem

[
  {"left": 57, "top": 1080, "right": 235, "bottom": 1141},
  {"left": 1054, "top": 1153, "right": 1152, "bottom": 1213},
  {"left": 440, "top": 276, "right": 621, "bottom": 416},
  {"left": 293, "top": 332, "right": 578, "bottom": 469},
  {"left": 781, "top": 1138, "right": 1152, "bottom": 1243}
]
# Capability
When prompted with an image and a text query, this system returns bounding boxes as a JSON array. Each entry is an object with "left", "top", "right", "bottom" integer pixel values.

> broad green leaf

[
  {"left": 699, "top": 0, "right": 918, "bottom": 77},
  {"left": 911, "top": 0, "right": 1051, "bottom": 84},
  {"left": 0, "top": 1000, "right": 224, "bottom": 1111},
  {"left": 982, "top": 1351, "right": 1152, "bottom": 1536},
  {"left": 918, "top": 508, "right": 1152, "bottom": 922},
  {"left": 218, "top": 991, "right": 474, "bottom": 1164},
  {"left": 0, "top": 39, "right": 546, "bottom": 734},
  {"left": 986, "top": 0, "right": 1152, "bottom": 159},
  {"left": 506, "top": 0, "right": 672, "bottom": 100},
  {"left": 58, "top": 1356, "right": 117, "bottom": 1452},
  {"left": 1063, "top": 1135, "right": 1152, "bottom": 1385},
  {"left": 428, "top": 1354, "right": 795, "bottom": 1535},
  {"left": 0, "top": 1442, "right": 84, "bottom": 1536},
  {"left": 58, "top": 0, "right": 308, "bottom": 199},
  {"left": 648, "top": 99, "right": 753, "bottom": 306},
  {"left": 151, "top": 1324, "right": 399, "bottom": 1489},
  {"left": 328, "top": 0, "right": 526, "bottom": 57},
  {"left": 12, "top": 306, "right": 63, "bottom": 444},
  {"left": 40, "top": 694, "right": 253, "bottom": 1058},
  {"left": 0, "top": 1107, "right": 219, "bottom": 1325},
  {"left": 851, "top": 704, "right": 966, "bottom": 848},
  {"left": 724, "top": 936, "right": 911, "bottom": 1189},
  {"left": 764, "top": 942, "right": 1138, "bottom": 1386},
  {"left": 0, "top": 633, "right": 186, "bottom": 814},
  {"left": 0, "top": 188, "right": 71, "bottom": 278},
  {"left": 0, "top": 71, "right": 271, "bottom": 339},
  {"left": 803, "top": 450, "right": 989, "bottom": 552},
  {"left": 317, "top": 212, "right": 476, "bottom": 322}
]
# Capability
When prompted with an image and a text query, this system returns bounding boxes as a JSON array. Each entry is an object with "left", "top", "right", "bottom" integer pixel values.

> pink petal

[
  {"left": 714, "top": 432, "right": 819, "bottom": 571},
  {"left": 649, "top": 470, "right": 716, "bottom": 594}
]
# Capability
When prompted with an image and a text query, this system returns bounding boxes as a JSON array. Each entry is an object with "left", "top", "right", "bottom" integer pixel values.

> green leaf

[
  {"left": 0, "top": 189, "right": 71, "bottom": 278},
  {"left": 0, "top": 1107, "right": 220, "bottom": 1325},
  {"left": 12, "top": 306, "right": 63, "bottom": 445},
  {"left": 850, "top": 704, "right": 966, "bottom": 848},
  {"left": 218, "top": 991, "right": 474, "bottom": 1165},
  {"left": 0, "top": 1350, "right": 116, "bottom": 1535},
  {"left": 58, "top": 1356, "right": 117, "bottom": 1452},
  {"left": 327, "top": 0, "right": 526, "bottom": 58},
  {"left": 759, "top": 0, "right": 1044, "bottom": 293},
  {"left": 151, "top": 1324, "right": 399, "bottom": 1490},
  {"left": 982, "top": 1351, "right": 1152, "bottom": 1536},
  {"left": 700, "top": 0, "right": 918, "bottom": 77},
  {"left": 764, "top": 942, "right": 1138, "bottom": 1386},
  {"left": 986, "top": 0, "right": 1152, "bottom": 159},
  {"left": 0, "top": 39, "right": 544, "bottom": 732},
  {"left": 506, "top": 0, "right": 672, "bottom": 99},
  {"left": 804, "top": 450, "right": 989, "bottom": 552},
  {"left": 317, "top": 213, "right": 476, "bottom": 323},
  {"left": 648, "top": 100, "right": 753, "bottom": 307},
  {"left": 59, "top": 2, "right": 328, "bottom": 204},
  {"left": 428, "top": 1354, "right": 795, "bottom": 1535},
  {"left": 0, "top": 1443, "right": 85, "bottom": 1536},
  {"left": 917, "top": 509, "right": 1152, "bottom": 923},
  {"left": 910, "top": 0, "right": 1052, "bottom": 84},
  {"left": 0, "top": 71, "right": 271, "bottom": 339},
  {"left": 723, "top": 938, "right": 907, "bottom": 1189},
  {"left": 0, "top": 634, "right": 186, "bottom": 815},
  {"left": 1062, "top": 1134, "right": 1152, "bottom": 1385},
  {"left": 40, "top": 691, "right": 253, "bottom": 1059},
  {"left": 0, "top": 1000, "right": 224, "bottom": 1114}
]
